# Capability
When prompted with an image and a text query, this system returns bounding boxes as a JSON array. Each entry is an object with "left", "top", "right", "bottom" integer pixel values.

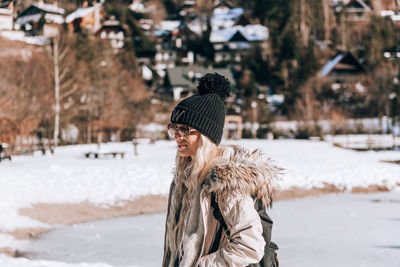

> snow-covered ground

[
  {"left": 0, "top": 139, "right": 400, "bottom": 266},
  {"left": 326, "top": 134, "right": 400, "bottom": 150}
]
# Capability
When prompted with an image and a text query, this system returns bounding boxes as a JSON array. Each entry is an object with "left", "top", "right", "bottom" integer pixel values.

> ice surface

[{"left": 21, "top": 192, "right": 400, "bottom": 267}]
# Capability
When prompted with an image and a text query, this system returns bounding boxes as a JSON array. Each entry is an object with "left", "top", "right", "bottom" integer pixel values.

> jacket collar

[{"left": 203, "top": 145, "right": 281, "bottom": 208}]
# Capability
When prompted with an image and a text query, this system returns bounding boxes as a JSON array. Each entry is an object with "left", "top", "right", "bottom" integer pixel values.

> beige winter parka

[{"left": 163, "top": 145, "right": 280, "bottom": 267}]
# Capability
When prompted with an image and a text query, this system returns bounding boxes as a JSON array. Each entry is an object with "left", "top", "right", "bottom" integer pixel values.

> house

[
  {"left": 153, "top": 20, "right": 198, "bottom": 76},
  {"left": 95, "top": 17, "right": 125, "bottom": 51},
  {"left": 15, "top": 1, "right": 65, "bottom": 34},
  {"left": 66, "top": 1, "right": 105, "bottom": 33},
  {"left": 0, "top": 0, "right": 13, "bottom": 31},
  {"left": 320, "top": 52, "right": 368, "bottom": 96},
  {"left": 171, "top": 20, "right": 197, "bottom": 59},
  {"left": 210, "top": 24, "right": 269, "bottom": 63},
  {"left": 334, "top": 0, "right": 372, "bottom": 22},
  {"left": 212, "top": 1, "right": 251, "bottom": 30},
  {"left": 154, "top": 35, "right": 177, "bottom": 77},
  {"left": 384, "top": 45, "right": 400, "bottom": 60},
  {"left": 320, "top": 52, "right": 366, "bottom": 80},
  {"left": 187, "top": 1, "right": 249, "bottom": 35},
  {"left": 161, "top": 66, "right": 235, "bottom": 101}
]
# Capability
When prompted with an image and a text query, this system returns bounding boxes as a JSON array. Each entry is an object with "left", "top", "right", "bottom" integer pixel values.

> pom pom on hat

[{"left": 197, "top": 72, "right": 232, "bottom": 100}]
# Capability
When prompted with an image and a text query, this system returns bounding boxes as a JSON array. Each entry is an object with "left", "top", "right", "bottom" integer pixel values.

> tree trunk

[{"left": 53, "top": 37, "right": 60, "bottom": 148}]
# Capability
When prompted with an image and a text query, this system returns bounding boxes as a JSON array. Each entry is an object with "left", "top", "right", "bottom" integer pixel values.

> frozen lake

[{"left": 23, "top": 192, "right": 400, "bottom": 267}]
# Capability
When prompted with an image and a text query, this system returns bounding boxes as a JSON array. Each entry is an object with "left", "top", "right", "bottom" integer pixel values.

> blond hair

[{"left": 166, "top": 134, "right": 220, "bottom": 259}]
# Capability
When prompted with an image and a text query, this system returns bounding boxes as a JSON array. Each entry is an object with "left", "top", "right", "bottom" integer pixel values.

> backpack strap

[
  {"left": 210, "top": 193, "right": 228, "bottom": 231},
  {"left": 209, "top": 193, "right": 230, "bottom": 253}
]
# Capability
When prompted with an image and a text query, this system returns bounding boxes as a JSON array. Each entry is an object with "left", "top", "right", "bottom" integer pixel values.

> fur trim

[{"left": 204, "top": 145, "right": 282, "bottom": 208}]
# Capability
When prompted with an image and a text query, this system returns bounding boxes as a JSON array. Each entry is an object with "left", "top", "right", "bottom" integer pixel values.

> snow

[
  {"left": 210, "top": 25, "right": 269, "bottom": 43},
  {"left": 158, "top": 20, "right": 180, "bottom": 32},
  {"left": 272, "top": 118, "right": 400, "bottom": 135},
  {"left": 0, "top": 254, "right": 113, "bottom": 267},
  {"left": 326, "top": 134, "right": 400, "bottom": 150},
  {"left": 32, "top": 2, "right": 65, "bottom": 15},
  {"left": 0, "top": 139, "right": 400, "bottom": 266},
  {"left": 15, "top": 11, "right": 65, "bottom": 25},
  {"left": 381, "top": 10, "right": 395, "bottom": 17},
  {"left": 0, "top": 30, "right": 50, "bottom": 46},
  {"left": 320, "top": 53, "right": 344, "bottom": 76},
  {"left": 236, "top": 139, "right": 400, "bottom": 190},
  {"left": 66, "top": 7, "right": 95, "bottom": 23},
  {"left": 0, "top": 8, "right": 12, "bottom": 15},
  {"left": 211, "top": 7, "right": 243, "bottom": 30}
]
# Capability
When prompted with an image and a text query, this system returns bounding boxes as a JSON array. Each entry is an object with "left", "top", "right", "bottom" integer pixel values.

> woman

[{"left": 163, "top": 73, "right": 280, "bottom": 267}]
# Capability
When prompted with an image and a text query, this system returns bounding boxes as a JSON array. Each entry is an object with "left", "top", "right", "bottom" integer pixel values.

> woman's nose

[{"left": 175, "top": 132, "right": 183, "bottom": 140}]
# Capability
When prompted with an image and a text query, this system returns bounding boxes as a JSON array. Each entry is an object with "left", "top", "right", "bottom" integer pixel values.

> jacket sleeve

[{"left": 198, "top": 194, "right": 265, "bottom": 267}]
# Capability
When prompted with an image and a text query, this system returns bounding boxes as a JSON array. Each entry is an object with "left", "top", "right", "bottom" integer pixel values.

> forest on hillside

[{"left": 1, "top": 0, "right": 400, "bottom": 147}]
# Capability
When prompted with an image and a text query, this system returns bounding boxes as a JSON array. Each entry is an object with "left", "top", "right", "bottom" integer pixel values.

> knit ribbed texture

[{"left": 171, "top": 93, "right": 226, "bottom": 144}]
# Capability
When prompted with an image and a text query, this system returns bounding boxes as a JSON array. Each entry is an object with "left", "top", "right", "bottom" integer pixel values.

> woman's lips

[{"left": 178, "top": 144, "right": 187, "bottom": 150}]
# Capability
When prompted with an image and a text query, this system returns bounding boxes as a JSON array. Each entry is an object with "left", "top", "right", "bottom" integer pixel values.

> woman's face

[{"left": 174, "top": 124, "right": 201, "bottom": 157}]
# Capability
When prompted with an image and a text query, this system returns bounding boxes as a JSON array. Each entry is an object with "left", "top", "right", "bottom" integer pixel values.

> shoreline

[{"left": 0, "top": 184, "right": 395, "bottom": 258}]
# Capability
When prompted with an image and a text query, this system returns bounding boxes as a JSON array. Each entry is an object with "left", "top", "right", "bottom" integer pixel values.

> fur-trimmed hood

[{"left": 203, "top": 145, "right": 281, "bottom": 208}]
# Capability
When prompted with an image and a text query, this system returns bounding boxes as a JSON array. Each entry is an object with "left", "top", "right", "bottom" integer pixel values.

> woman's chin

[
  {"left": 178, "top": 151, "right": 189, "bottom": 157},
  {"left": 178, "top": 149, "right": 194, "bottom": 158}
]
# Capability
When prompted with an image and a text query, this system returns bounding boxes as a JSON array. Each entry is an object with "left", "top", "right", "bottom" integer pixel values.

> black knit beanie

[{"left": 170, "top": 72, "right": 232, "bottom": 144}]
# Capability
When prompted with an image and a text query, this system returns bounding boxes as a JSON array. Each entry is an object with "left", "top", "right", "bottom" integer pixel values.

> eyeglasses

[{"left": 167, "top": 123, "right": 198, "bottom": 138}]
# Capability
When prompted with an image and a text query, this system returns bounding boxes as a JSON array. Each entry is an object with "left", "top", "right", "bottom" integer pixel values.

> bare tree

[
  {"left": 368, "top": 64, "right": 397, "bottom": 131},
  {"left": 196, "top": 0, "right": 213, "bottom": 37},
  {"left": 0, "top": 38, "right": 53, "bottom": 149}
]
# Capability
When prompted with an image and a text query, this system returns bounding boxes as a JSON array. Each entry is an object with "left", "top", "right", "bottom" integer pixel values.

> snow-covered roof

[
  {"left": 15, "top": 12, "right": 64, "bottom": 25},
  {"left": 244, "top": 25, "right": 268, "bottom": 41},
  {"left": 154, "top": 29, "right": 170, "bottom": 37},
  {"left": 335, "top": 0, "right": 371, "bottom": 13},
  {"left": 32, "top": 2, "right": 65, "bottom": 14},
  {"left": 210, "top": 27, "right": 237, "bottom": 42},
  {"left": 210, "top": 24, "right": 268, "bottom": 43},
  {"left": 187, "top": 18, "right": 201, "bottom": 35},
  {"left": 66, "top": 6, "right": 96, "bottom": 23},
  {"left": 391, "top": 15, "right": 400, "bottom": 21},
  {"left": 103, "top": 19, "right": 120, "bottom": 26},
  {"left": 320, "top": 53, "right": 344, "bottom": 77},
  {"left": 158, "top": 20, "right": 180, "bottom": 32},
  {"left": 129, "top": 0, "right": 156, "bottom": 14},
  {"left": 320, "top": 52, "right": 366, "bottom": 77},
  {"left": 212, "top": 7, "right": 243, "bottom": 30},
  {"left": 0, "top": 8, "right": 12, "bottom": 15},
  {"left": 15, "top": 2, "right": 65, "bottom": 25},
  {"left": 45, "top": 13, "right": 64, "bottom": 24},
  {"left": 347, "top": 0, "right": 371, "bottom": 11},
  {"left": 381, "top": 10, "right": 395, "bottom": 17}
]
